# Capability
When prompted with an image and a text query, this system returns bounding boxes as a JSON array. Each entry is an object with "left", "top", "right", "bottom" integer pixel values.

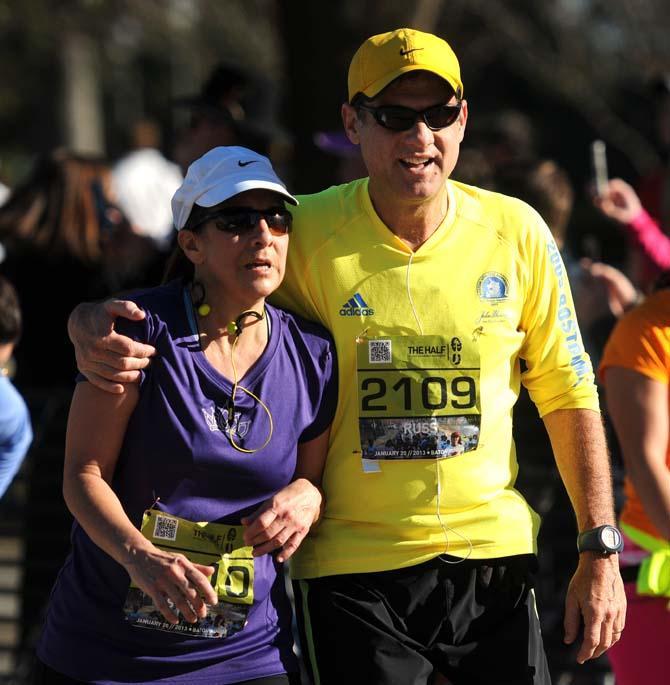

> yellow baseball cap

[{"left": 348, "top": 28, "right": 463, "bottom": 103}]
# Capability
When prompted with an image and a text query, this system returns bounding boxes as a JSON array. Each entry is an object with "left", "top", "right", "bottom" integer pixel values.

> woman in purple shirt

[{"left": 35, "top": 147, "right": 337, "bottom": 684}]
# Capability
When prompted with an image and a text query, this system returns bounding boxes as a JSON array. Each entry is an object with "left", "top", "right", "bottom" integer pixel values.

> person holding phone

[{"left": 596, "top": 177, "right": 670, "bottom": 284}]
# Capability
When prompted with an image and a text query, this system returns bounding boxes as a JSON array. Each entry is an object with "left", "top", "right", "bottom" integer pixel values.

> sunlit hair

[
  {"left": 0, "top": 275, "right": 21, "bottom": 345},
  {"left": 0, "top": 149, "right": 114, "bottom": 264},
  {"left": 162, "top": 244, "right": 195, "bottom": 285},
  {"left": 162, "top": 202, "right": 225, "bottom": 284},
  {"left": 494, "top": 159, "right": 574, "bottom": 246}
]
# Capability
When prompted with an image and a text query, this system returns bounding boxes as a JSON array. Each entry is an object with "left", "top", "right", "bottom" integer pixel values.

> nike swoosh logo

[
  {"left": 238, "top": 160, "right": 258, "bottom": 167},
  {"left": 399, "top": 48, "right": 423, "bottom": 56}
]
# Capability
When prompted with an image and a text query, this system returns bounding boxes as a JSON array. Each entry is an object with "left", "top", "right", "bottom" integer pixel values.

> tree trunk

[{"left": 62, "top": 30, "right": 105, "bottom": 156}]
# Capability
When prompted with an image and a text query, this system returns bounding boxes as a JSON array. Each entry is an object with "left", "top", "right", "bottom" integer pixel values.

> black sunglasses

[
  {"left": 357, "top": 102, "right": 462, "bottom": 132},
  {"left": 189, "top": 207, "right": 293, "bottom": 235}
]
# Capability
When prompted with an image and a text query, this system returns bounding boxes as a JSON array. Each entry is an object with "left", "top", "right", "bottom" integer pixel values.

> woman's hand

[
  {"left": 64, "top": 382, "right": 219, "bottom": 627},
  {"left": 593, "top": 178, "right": 643, "bottom": 225},
  {"left": 241, "top": 478, "right": 323, "bottom": 562},
  {"left": 123, "top": 542, "right": 218, "bottom": 624},
  {"left": 580, "top": 259, "right": 639, "bottom": 317}
]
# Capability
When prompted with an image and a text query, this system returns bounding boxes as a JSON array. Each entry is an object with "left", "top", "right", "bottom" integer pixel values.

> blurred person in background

[
  {"left": 469, "top": 109, "right": 537, "bottom": 172},
  {"left": 453, "top": 109, "right": 536, "bottom": 190},
  {"left": 596, "top": 176, "right": 670, "bottom": 283},
  {"left": 603, "top": 75, "right": 670, "bottom": 291},
  {"left": 0, "top": 180, "right": 9, "bottom": 207},
  {"left": 496, "top": 159, "right": 637, "bottom": 681},
  {"left": 599, "top": 271, "right": 670, "bottom": 685},
  {"left": 312, "top": 130, "right": 367, "bottom": 184},
  {"left": 0, "top": 153, "right": 161, "bottom": 633},
  {"left": 172, "top": 64, "right": 246, "bottom": 173},
  {"left": 0, "top": 171, "right": 9, "bottom": 263},
  {"left": 637, "top": 75, "right": 670, "bottom": 231},
  {"left": 112, "top": 117, "right": 183, "bottom": 250},
  {"left": 0, "top": 149, "right": 159, "bottom": 389},
  {"left": 172, "top": 63, "right": 287, "bottom": 174},
  {"left": 497, "top": 160, "right": 638, "bottom": 368},
  {"left": 450, "top": 146, "right": 496, "bottom": 189},
  {"left": 0, "top": 274, "right": 32, "bottom": 499}
]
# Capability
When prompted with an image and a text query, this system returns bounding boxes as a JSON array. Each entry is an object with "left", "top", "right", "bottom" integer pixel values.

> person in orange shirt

[{"left": 600, "top": 275, "right": 670, "bottom": 685}]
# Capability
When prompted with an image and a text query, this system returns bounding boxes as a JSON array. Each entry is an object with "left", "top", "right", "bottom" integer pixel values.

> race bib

[
  {"left": 357, "top": 335, "right": 481, "bottom": 465},
  {"left": 123, "top": 509, "right": 254, "bottom": 638}
]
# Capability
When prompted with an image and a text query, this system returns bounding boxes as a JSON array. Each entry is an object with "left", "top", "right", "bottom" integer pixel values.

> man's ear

[
  {"left": 341, "top": 103, "right": 362, "bottom": 145},
  {"left": 456, "top": 99, "right": 468, "bottom": 144},
  {"left": 177, "top": 230, "right": 205, "bottom": 265}
]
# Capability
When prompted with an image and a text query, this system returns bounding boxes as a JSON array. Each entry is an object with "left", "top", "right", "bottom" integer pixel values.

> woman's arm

[
  {"left": 604, "top": 367, "right": 670, "bottom": 539},
  {"left": 64, "top": 382, "right": 218, "bottom": 623},
  {"left": 242, "top": 425, "right": 331, "bottom": 562},
  {"left": 595, "top": 178, "right": 670, "bottom": 271}
]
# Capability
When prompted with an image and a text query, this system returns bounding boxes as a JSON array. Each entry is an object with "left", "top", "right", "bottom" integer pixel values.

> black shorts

[{"left": 293, "top": 554, "right": 551, "bottom": 685}]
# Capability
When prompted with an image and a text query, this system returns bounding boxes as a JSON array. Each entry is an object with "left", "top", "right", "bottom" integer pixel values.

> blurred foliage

[
  {"left": 444, "top": 0, "right": 670, "bottom": 174},
  {"left": 0, "top": 0, "right": 668, "bottom": 198},
  {"left": 0, "top": 0, "right": 284, "bottom": 180}
]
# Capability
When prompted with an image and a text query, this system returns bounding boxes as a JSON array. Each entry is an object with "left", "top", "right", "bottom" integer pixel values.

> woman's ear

[{"left": 177, "top": 230, "right": 205, "bottom": 265}]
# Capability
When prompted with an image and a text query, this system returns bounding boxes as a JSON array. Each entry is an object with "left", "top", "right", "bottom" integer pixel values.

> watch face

[{"left": 599, "top": 526, "right": 622, "bottom": 551}]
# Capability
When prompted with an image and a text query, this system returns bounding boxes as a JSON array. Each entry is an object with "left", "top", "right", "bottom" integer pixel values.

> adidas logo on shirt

[{"left": 339, "top": 293, "right": 375, "bottom": 317}]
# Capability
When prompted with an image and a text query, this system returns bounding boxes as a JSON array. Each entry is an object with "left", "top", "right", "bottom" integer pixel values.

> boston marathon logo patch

[
  {"left": 340, "top": 292, "right": 375, "bottom": 317},
  {"left": 476, "top": 272, "right": 509, "bottom": 302}
]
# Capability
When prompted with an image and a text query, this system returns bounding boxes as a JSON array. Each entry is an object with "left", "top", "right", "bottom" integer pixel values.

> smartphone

[{"left": 591, "top": 139, "right": 608, "bottom": 196}]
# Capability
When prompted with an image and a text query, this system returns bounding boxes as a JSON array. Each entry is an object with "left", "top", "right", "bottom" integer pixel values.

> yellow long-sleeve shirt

[{"left": 271, "top": 177, "right": 599, "bottom": 579}]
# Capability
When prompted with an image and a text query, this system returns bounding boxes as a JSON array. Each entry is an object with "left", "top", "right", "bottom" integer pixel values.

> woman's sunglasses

[
  {"left": 357, "top": 102, "right": 462, "bottom": 132},
  {"left": 189, "top": 207, "right": 293, "bottom": 235}
]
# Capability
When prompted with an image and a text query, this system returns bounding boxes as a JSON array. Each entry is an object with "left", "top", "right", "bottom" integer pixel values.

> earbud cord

[
  {"left": 435, "top": 462, "right": 472, "bottom": 565},
  {"left": 406, "top": 252, "right": 424, "bottom": 335},
  {"left": 405, "top": 256, "right": 471, "bottom": 562}
]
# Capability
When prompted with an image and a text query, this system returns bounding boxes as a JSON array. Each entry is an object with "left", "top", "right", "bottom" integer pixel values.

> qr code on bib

[
  {"left": 153, "top": 515, "right": 178, "bottom": 541},
  {"left": 369, "top": 340, "right": 392, "bottom": 364}
]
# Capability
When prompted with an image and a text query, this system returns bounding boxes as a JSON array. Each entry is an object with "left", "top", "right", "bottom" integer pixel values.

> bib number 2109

[{"left": 361, "top": 374, "right": 477, "bottom": 412}]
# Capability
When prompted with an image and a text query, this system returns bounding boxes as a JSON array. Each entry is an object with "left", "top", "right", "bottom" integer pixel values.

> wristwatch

[{"left": 577, "top": 525, "right": 624, "bottom": 555}]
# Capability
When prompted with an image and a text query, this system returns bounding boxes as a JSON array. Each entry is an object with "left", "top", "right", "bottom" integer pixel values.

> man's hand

[
  {"left": 68, "top": 299, "right": 156, "bottom": 394},
  {"left": 241, "top": 478, "right": 323, "bottom": 562},
  {"left": 563, "top": 553, "right": 626, "bottom": 663},
  {"left": 593, "top": 178, "right": 643, "bottom": 225}
]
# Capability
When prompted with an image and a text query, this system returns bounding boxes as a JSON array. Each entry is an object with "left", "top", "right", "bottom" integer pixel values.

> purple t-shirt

[{"left": 37, "top": 280, "right": 337, "bottom": 684}]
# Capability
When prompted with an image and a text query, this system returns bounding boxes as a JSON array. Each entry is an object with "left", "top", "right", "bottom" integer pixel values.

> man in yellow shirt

[{"left": 69, "top": 28, "right": 624, "bottom": 685}]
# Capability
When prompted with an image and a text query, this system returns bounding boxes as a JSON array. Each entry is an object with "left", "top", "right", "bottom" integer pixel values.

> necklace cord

[{"left": 226, "top": 309, "right": 274, "bottom": 454}]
